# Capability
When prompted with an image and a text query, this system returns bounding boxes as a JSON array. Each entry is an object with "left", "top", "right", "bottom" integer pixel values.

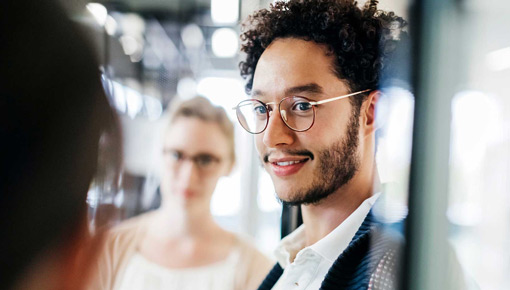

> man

[{"left": 233, "top": 0, "right": 406, "bottom": 289}]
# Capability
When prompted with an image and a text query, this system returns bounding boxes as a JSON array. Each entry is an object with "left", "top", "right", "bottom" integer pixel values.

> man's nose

[{"left": 262, "top": 109, "right": 295, "bottom": 148}]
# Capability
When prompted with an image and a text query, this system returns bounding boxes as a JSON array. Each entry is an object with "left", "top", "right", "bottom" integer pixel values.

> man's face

[{"left": 252, "top": 38, "right": 361, "bottom": 205}]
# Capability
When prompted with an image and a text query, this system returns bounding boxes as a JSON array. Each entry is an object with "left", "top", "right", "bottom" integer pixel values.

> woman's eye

[
  {"left": 293, "top": 102, "right": 312, "bottom": 111},
  {"left": 196, "top": 155, "right": 214, "bottom": 167},
  {"left": 170, "top": 151, "right": 183, "bottom": 161}
]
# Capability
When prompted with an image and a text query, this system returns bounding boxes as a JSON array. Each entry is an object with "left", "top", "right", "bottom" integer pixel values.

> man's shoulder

[{"left": 322, "top": 215, "right": 406, "bottom": 289}]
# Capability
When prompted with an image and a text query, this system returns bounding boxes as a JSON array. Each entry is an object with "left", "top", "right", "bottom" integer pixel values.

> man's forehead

[
  {"left": 251, "top": 38, "right": 347, "bottom": 98},
  {"left": 255, "top": 38, "right": 334, "bottom": 74}
]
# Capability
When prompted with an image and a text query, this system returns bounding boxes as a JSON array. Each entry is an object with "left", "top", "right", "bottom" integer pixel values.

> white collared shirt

[{"left": 272, "top": 193, "right": 380, "bottom": 290}]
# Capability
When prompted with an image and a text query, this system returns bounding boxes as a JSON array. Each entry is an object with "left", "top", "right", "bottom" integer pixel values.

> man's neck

[{"left": 300, "top": 181, "right": 375, "bottom": 247}]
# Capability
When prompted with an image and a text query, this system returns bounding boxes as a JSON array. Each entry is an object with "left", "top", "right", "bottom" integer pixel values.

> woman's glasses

[
  {"left": 233, "top": 89, "right": 371, "bottom": 134},
  {"left": 163, "top": 149, "right": 221, "bottom": 174}
]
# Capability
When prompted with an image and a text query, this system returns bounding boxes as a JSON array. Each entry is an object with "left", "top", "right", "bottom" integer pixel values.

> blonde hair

[{"left": 167, "top": 96, "right": 236, "bottom": 165}]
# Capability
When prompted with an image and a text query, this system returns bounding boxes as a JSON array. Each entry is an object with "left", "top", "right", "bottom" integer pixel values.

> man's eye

[
  {"left": 253, "top": 105, "right": 267, "bottom": 115},
  {"left": 292, "top": 102, "right": 312, "bottom": 111}
]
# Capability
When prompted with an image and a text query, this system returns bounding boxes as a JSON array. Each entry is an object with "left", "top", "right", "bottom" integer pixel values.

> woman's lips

[
  {"left": 176, "top": 189, "right": 195, "bottom": 199},
  {"left": 269, "top": 158, "right": 309, "bottom": 177}
]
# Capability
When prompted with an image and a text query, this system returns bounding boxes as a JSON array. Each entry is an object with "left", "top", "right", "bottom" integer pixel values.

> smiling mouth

[
  {"left": 273, "top": 159, "right": 309, "bottom": 166},
  {"left": 268, "top": 157, "right": 311, "bottom": 177},
  {"left": 263, "top": 150, "right": 314, "bottom": 163}
]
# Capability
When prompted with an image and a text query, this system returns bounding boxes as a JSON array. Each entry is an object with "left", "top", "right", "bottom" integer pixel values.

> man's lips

[
  {"left": 268, "top": 156, "right": 309, "bottom": 165},
  {"left": 269, "top": 158, "right": 310, "bottom": 177},
  {"left": 264, "top": 151, "right": 314, "bottom": 177},
  {"left": 263, "top": 150, "right": 314, "bottom": 163}
]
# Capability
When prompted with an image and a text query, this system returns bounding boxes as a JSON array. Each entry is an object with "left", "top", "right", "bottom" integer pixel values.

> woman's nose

[{"left": 176, "top": 159, "right": 200, "bottom": 185}]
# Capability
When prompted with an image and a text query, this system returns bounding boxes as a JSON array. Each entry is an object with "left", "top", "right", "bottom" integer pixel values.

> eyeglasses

[
  {"left": 163, "top": 149, "right": 221, "bottom": 174},
  {"left": 233, "top": 89, "right": 371, "bottom": 134}
]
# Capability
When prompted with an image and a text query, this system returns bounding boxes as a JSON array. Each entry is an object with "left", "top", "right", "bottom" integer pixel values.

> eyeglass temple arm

[
  {"left": 232, "top": 89, "right": 372, "bottom": 109},
  {"left": 309, "top": 89, "right": 372, "bottom": 105}
]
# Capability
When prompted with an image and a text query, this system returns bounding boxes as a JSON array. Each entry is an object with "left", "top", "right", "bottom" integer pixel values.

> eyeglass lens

[
  {"left": 164, "top": 149, "right": 220, "bottom": 171},
  {"left": 235, "top": 96, "right": 315, "bottom": 133}
]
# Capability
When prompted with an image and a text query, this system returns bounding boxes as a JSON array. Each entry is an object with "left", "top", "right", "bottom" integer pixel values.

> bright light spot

[
  {"left": 145, "top": 96, "right": 163, "bottom": 121},
  {"left": 124, "top": 86, "right": 143, "bottom": 119},
  {"left": 257, "top": 169, "right": 280, "bottom": 212},
  {"left": 143, "top": 49, "right": 161, "bottom": 69},
  {"left": 196, "top": 76, "right": 245, "bottom": 121},
  {"left": 120, "top": 13, "right": 145, "bottom": 35},
  {"left": 211, "top": 0, "right": 239, "bottom": 24},
  {"left": 376, "top": 87, "right": 414, "bottom": 183},
  {"left": 177, "top": 77, "right": 198, "bottom": 99},
  {"left": 447, "top": 203, "right": 482, "bottom": 226},
  {"left": 105, "top": 15, "right": 117, "bottom": 36},
  {"left": 86, "top": 186, "right": 99, "bottom": 208},
  {"left": 451, "top": 90, "right": 500, "bottom": 169},
  {"left": 181, "top": 24, "right": 204, "bottom": 49},
  {"left": 114, "top": 189, "right": 125, "bottom": 208},
  {"left": 120, "top": 35, "right": 139, "bottom": 55},
  {"left": 211, "top": 28, "right": 238, "bottom": 58},
  {"left": 129, "top": 51, "right": 143, "bottom": 63},
  {"left": 112, "top": 81, "right": 127, "bottom": 113},
  {"left": 211, "top": 172, "right": 241, "bottom": 216},
  {"left": 109, "top": 80, "right": 162, "bottom": 119},
  {"left": 486, "top": 46, "right": 510, "bottom": 71},
  {"left": 86, "top": 3, "right": 107, "bottom": 26}
]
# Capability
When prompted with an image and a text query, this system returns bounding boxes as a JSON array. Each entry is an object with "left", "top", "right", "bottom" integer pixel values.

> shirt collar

[
  {"left": 310, "top": 193, "right": 380, "bottom": 262},
  {"left": 274, "top": 224, "right": 306, "bottom": 268},
  {"left": 273, "top": 193, "right": 381, "bottom": 268}
]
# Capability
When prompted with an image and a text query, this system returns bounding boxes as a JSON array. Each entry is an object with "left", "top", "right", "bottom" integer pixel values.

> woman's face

[{"left": 160, "top": 117, "right": 233, "bottom": 211}]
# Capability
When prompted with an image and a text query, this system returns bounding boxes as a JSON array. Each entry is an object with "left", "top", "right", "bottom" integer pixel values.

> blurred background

[{"left": 58, "top": 0, "right": 510, "bottom": 289}]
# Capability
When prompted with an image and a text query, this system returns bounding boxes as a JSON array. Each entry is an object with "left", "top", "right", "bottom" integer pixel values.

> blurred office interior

[{"left": 54, "top": 0, "right": 510, "bottom": 289}]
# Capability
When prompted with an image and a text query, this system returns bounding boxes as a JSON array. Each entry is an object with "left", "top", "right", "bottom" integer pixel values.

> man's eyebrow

[
  {"left": 285, "top": 83, "right": 324, "bottom": 96},
  {"left": 251, "top": 89, "right": 265, "bottom": 98},
  {"left": 251, "top": 83, "right": 324, "bottom": 98}
]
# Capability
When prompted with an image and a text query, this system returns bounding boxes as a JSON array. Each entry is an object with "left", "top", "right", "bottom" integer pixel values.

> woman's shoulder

[
  {"left": 230, "top": 233, "right": 274, "bottom": 290},
  {"left": 105, "top": 211, "right": 156, "bottom": 247},
  {"left": 232, "top": 234, "right": 264, "bottom": 256},
  {"left": 90, "top": 212, "right": 158, "bottom": 290}
]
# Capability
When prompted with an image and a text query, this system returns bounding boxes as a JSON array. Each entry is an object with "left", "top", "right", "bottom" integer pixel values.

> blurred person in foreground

[
  {"left": 234, "top": 0, "right": 407, "bottom": 289},
  {"left": 92, "top": 96, "right": 273, "bottom": 290},
  {"left": 0, "top": 0, "right": 120, "bottom": 289}
]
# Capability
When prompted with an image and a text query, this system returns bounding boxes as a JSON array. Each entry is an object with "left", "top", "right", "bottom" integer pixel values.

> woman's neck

[
  {"left": 139, "top": 204, "right": 235, "bottom": 268},
  {"left": 150, "top": 205, "right": 221, "bottom": 240}
]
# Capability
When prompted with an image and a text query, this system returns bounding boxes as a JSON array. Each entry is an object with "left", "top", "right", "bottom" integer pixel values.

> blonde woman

[{"left": 93, "top": 97, "right": 272, "bottom": 290}]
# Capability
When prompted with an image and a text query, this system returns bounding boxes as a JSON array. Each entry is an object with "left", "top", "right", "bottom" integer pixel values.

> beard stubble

[{"left": 279, "top": 109, "right": 361, "bottom": 206}]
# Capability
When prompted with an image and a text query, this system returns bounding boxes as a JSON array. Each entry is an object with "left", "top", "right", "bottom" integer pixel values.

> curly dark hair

[{"left": 239, "top": 0, "right": 407, "bottom": 109}]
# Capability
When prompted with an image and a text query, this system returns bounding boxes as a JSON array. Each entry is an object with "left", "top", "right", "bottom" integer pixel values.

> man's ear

[{"left": 362, "top": 90, "right": 381, "bottom": 136}]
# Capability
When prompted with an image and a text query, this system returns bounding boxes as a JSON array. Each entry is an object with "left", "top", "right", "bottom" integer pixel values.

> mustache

[{"left": 263, "top": 149, "right": 314, "bottom": 163}]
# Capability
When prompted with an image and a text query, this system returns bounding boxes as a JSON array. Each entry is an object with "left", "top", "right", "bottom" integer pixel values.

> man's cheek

[{"left": 255, "top": 137, "right": 265, "bottom": 158}]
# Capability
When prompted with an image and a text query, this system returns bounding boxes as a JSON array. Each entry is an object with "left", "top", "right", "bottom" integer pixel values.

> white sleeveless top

[
  {"left": 117, "top": 249, "right": 240, "bottom": 290},
  {"left": 89, "top": 212, "right": 273, "bottom": 290}
]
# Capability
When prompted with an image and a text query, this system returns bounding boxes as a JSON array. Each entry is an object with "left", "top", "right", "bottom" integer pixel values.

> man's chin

[
  {"left": 275, "top": 192, "right": 293, "bottom": 204},
  {"left": 274, "top": 188, "right": 308, "bottom": 206},
  {"left": 275, "top": 185, "right": 336, "bottom": 206}
]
